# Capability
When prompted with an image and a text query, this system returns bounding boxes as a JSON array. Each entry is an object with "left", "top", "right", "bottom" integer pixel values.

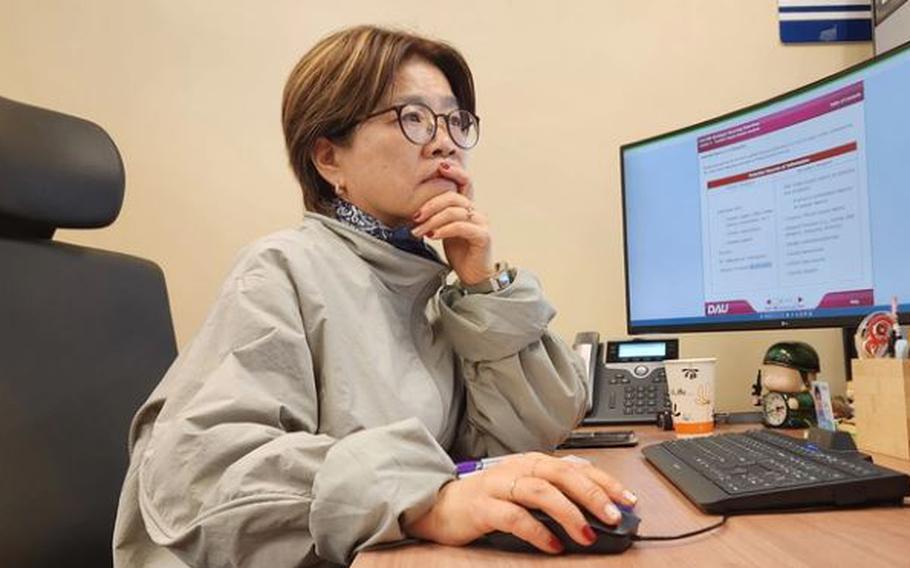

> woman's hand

[
  {"left": 403, "top": 453, "right": 637, "bottom": 554},
  {"left": 411, "top": 161, "right": 494, "bottom": 285}
]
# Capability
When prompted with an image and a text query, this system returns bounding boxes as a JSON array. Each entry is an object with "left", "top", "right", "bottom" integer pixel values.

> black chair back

[{"left": 0, "top": 96, "right": 177, "bottom": 567}]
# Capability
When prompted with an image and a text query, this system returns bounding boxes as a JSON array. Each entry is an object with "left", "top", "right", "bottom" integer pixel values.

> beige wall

[{"left": 0, "top": 1, "right": 871, "bottom": 411}]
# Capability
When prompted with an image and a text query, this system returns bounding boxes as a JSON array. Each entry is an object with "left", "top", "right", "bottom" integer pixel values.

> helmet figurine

[
  {"left": 752, "top": 341, "right": 820, "bottom": 428},
  {"left": 761, "top": 341, "right": 820, "bottom": 392}
]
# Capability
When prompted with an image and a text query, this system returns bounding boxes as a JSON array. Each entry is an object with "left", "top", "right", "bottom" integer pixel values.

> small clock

[{"left": 762, "top": 391, "right": 816, "bottom": 428}]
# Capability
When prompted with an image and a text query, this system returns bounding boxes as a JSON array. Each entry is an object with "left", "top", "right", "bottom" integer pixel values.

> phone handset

[{"left": 572, "top": 331, "right": 601, "bottom": 413}]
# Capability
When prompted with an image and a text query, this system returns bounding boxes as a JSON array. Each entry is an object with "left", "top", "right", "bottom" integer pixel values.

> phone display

[{"left": 557, "top": 430, "right": 638, "bottom": 449}]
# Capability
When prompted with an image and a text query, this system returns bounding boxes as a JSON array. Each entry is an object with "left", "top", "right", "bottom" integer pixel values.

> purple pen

[
  {"left": 455, "top": 455, "right": 516, "bottom": 476},
  {"left": 455, "top": 460, "right": 482, "bottom": 475}
]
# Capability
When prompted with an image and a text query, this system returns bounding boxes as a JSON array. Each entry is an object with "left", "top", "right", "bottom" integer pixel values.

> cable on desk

[{"left": 633, "top": 515, "right": 727, "bottom": 542}]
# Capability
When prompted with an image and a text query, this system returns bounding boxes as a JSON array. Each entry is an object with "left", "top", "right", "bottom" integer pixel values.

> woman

[{"left": 113, "top": 25, "right": 636, "bottom": 568}]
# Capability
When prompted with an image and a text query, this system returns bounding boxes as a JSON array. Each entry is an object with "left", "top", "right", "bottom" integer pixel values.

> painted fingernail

[
  {"left": 604, "top": 503, "right": 621, "bottom": 523},
  {"left": 581, "top": 524, "right": 597, "bottom": 545},
  {"left": 426, "top": 231, "right": 435, "bottom": 238},
  {"left": 440, "top": 162, "right": 450, "bottom": 170},
  {"left": 413, "top": 211, "right": 422, "bottom": 221},
  {"left": 623, "top": 490, "right": 638, "bottom": 505},
  {"left": 549, "top": 535, "right": 564, "bottom": 553}
]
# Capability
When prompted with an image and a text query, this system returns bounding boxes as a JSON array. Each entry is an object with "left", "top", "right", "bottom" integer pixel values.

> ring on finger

[
  {"left": 465, "top": 205, "right": 475, "bottom": 222},
  {"left": 508, "top": 477, "right": 520, "bottom": 501}
]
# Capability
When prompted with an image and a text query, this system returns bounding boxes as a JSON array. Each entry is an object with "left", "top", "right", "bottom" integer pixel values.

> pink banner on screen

[
  {"left": 817, "top": 289, "right": 874, "bottom": 308},
  {"left": 705, "top": 300, "right": 756, "bottom": 316},
  {"left": 697, "top": 82, "right": 864, "bottom": 153}
]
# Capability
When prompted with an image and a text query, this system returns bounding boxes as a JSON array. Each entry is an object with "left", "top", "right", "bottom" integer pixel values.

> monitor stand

[{"left": 807, "top": 425, "right": 858, "bottom": 451}]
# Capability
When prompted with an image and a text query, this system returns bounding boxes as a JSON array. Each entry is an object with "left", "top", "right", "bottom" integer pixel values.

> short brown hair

[{"left": 282, "top": 25, "right": 476, "bottom": 215}]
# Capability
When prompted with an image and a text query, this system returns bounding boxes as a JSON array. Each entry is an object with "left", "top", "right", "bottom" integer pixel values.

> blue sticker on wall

[{"left": 779, "top": 0, "right": 873, "bottom": 42}]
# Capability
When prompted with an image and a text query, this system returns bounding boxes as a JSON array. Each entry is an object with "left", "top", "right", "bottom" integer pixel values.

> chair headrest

[{"left": 0, "top": 96, "right": 125, "bottom": 238}]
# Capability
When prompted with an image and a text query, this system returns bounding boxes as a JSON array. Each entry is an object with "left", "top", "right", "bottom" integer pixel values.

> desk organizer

[{"left": 851, "top": 359, "right": 910, "bottom": 460}]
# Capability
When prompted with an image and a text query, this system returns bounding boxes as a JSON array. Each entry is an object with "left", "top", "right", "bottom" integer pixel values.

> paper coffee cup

[{"left": 664, "top": 358, "right": 717, "bottom": 435}]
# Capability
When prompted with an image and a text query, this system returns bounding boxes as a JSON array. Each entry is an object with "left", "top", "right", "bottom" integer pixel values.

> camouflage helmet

[{"left": 763, "top": 341, "right": 820, "bottom": 374}]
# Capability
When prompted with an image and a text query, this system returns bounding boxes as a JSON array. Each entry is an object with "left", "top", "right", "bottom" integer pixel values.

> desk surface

[{"left": 353, "top": 425, "right": 910, "bottom": 568}]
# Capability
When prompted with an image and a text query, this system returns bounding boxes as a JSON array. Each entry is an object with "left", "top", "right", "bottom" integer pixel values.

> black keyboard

[{"left": 643, "top": 430, "right": 910, "bottom": 514}]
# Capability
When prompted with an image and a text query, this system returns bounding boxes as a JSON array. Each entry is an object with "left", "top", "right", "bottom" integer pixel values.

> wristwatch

[{"left": 459, "top": 262, "right": 514, "bottom": 294}]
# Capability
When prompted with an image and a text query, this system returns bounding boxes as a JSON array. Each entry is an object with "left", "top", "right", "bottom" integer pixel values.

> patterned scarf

[{"left": 332, "top": 198, "right": 439, "bottom": 262}]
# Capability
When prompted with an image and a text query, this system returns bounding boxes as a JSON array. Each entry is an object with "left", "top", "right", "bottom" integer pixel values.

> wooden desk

[{"left": 353, "top": 425, "right": 910, "bottom": 568}]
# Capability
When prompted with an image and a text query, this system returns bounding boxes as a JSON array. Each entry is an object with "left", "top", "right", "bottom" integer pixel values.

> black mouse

[{"left": 475, "top": 507, "right": 640, "bottom": 554}]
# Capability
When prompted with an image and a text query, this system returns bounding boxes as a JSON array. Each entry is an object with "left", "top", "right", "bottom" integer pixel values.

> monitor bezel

[{"left": 620, "top": 40, "right": 910, "bottom": 335}]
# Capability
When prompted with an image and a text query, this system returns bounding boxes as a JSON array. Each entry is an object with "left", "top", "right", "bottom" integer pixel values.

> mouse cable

[
  {"left": 633, "top": 515, "right": 728, "bottom": 542},
  {"left": 633, "top": 500, "right": 909, "bottom": 542}
]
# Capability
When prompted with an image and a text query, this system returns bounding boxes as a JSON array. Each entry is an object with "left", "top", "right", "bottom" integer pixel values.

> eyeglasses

[{"left": 362, "top": 102, "right": 480, "bottom": 149}]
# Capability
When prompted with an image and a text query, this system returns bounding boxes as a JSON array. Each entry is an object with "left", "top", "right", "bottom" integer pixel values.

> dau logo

[{"left": 707, "top": 303, "right": 730, "bottom": 315}]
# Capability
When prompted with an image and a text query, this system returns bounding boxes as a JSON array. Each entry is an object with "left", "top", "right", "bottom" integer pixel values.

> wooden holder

[{"left": 851, "top": 358, "right": 910, "bottom": 460}]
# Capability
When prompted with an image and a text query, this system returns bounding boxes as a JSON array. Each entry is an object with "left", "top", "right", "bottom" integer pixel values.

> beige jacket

[{"left": 113, "top": 213, "right": 587, "bottom": 567}]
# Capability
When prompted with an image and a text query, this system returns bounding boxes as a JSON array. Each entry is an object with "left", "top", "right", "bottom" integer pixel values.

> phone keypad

[
  {"left": 584, "top": 363, "right": 671, "bottom": 425},
  {"left": 623, "top": 383, "right": 671, "bottom": 415},
  {"left": 611, "top": 369, "right": 671, "bottom": 416}
]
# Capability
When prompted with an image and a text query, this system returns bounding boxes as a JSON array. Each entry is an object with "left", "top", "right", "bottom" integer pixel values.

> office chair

[{"left": 0, "top": 96, "right": 177, "bottom": 567}]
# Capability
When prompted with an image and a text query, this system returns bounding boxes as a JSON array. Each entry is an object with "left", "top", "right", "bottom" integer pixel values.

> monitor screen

[{"left": 622, "top": 41, "right": 910, "bottom": 334}]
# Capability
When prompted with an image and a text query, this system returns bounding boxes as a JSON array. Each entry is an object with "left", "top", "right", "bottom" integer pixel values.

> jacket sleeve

[
  {"left": 436, "top": 268, "right": 588, "bottom": 458},
  {"left": 135, "top": 249, "right": 455, "bottom": 567}
]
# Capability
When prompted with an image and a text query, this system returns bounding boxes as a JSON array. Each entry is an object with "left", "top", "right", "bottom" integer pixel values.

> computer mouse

[{"left": 475, "top": 507, "right": 640, "bottom": 554}]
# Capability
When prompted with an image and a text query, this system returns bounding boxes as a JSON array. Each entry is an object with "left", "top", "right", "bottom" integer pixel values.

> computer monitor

[{"left": 621, "top": 41, "right": 910, "bottom": 335}]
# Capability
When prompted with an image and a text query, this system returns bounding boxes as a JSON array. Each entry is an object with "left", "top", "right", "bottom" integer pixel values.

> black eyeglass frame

[{"left": 361, "top": 102, "right": 481, "bottom": 149}]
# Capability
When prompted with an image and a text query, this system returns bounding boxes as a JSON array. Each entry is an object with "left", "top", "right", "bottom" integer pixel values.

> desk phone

[{"left": 573, "top": 333, "right": 678, "bottom": 425}]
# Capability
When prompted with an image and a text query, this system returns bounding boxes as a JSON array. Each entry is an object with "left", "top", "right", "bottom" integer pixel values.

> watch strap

[{"left": 460, "top": 262, "right": 514, "bottom": 294}]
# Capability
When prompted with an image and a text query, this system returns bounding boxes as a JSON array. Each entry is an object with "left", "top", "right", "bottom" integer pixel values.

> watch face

[{"left": 763, "top": 392, "right": 789, "bottom": 427}]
